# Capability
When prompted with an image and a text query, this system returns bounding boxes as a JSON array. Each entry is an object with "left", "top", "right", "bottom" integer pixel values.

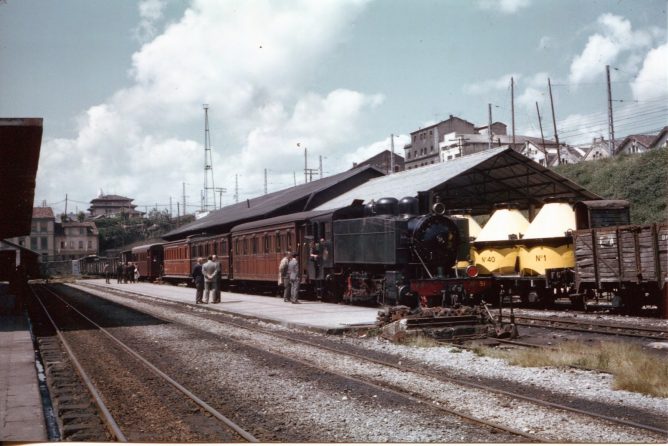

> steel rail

[
  {"left": 73, "top": 282, "right": 540, "bottom": 441},
  {"left": 513, "top": 316, "right": 668, "bottom": 340},
  {"left": 38, "top": 285, "right": 258, "bottom": 443},
  {"left": 30, "top": 286, "right": 127, "bottom": 442},
  {"left": 78, "top": 282, "right": 668, "bottom": 438}
]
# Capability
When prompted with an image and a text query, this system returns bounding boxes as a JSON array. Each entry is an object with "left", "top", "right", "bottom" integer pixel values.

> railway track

[
  {"left": 511, "top": 315, "right": 668, "bottom": 340},
  {"left": 72, "top": 281, "right": 668, "bottom": 442},
  {"left": 29, "top": 284, "right": 258, "bottom": 443}
]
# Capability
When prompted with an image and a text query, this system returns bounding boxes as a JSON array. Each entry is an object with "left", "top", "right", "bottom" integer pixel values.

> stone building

[
  {"left": 403, "top": 115, "right": 476, "bottom": 169},
  {"left": 88, "top": 193, "right": 143, "bottom": 218},
  {"left": 55, "top": 221, "right": 99, "bottom": 260},
  {"left": 352, "top": 149, "right": 404, "bottom": 174}
]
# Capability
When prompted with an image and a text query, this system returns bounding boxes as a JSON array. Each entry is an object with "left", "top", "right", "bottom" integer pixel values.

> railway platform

[
  {"left": 0, "top": 284, "right": 48, "bottom": 442},
  {"left": 72, "top": 279, "right": 379, "bottom": 333}
]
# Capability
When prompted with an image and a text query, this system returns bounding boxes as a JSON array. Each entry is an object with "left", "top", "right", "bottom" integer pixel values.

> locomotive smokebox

[{"left": 409, "top": 214, "right": 461, "bottom": 269}]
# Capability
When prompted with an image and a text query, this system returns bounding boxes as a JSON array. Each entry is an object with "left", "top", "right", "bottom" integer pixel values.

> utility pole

[
  {"left": 169, "top": 196, "right": 172, "bottom": 218},
  {"left": 177, "top": 202, "right": 180, "bottom": 224},
  {"left": 535, "top": 101, "right": 547, "bottom": 160},
  {"left": 511, "top": 77, "right": 516, "bottom": 149},
  {"left": 390, "top": 134, "right": 395, "bottom": 174},
  {"left": 319, "top": 155, "right": 323, "bottom": 179},
  {"left": 234, "top": 174, "right": 239, "bottom": 203},
  {"left": 304, "top": 146, "right": 307, "bottom": 184},
  {"left": 182, "top": 182, "right": 187, "bottom": 216},
  {"left": 65, "top": 194, "right": 68, "bottom": 216},
  {"left": 606, "top": 65, "right": 616, "bottom": 156},
  {"left": 264, "top": 168, "right": 268, "bottom": 195},
  {"left": 214, "top": 187, "right": 226, "bottom": 208},
  {"left": 293, "top": 171, "right": 297, "bottom": 187},
  {"left": 548, "top": 78, "right": 562, "bottom": 164},
  {"left": 488, "top": 104, "right": 493, "bottom": 150}
]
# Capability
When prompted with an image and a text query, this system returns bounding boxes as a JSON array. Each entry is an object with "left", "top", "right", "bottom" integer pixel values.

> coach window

[
  {"left": 275, "top": 232, "right": 281, "bottom": 253},
  {"left": 252, "top": 237, "right": 257, "bottom": 255},
  {"left": 264, "top": 234, "right": 270, "bottom": 253},
  {"left": 287, "top": 232, "right": 292, "bottom": 250},
  {"left": 235, "top": 239, "right": 240, "bottom": 256},
  {"left": 243, "top": 238, "right": 248, "bottom": 255}
]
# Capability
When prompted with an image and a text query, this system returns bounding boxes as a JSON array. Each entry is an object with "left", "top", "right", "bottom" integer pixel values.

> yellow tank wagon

[
  {"left": 519, "top": 202, "right": 576, "bottom": 276},
  {"left": 472, "top": 206, "right": 529, "bottom": 275}
]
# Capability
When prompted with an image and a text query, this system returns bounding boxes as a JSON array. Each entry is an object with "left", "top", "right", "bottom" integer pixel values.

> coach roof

[{"left": 163, "top": 164, "right": 383, "bottom": 240}]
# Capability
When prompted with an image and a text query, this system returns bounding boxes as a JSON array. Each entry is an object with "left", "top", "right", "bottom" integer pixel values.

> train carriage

[
  {"left": 162, "top": 234, "right": 230, "bottom": 285},
  {"left": 131, "top": 243, "right": 164, "bottom": 281},
  {"left": 229, "top": 210, "right": 333, "bottom": 291}
]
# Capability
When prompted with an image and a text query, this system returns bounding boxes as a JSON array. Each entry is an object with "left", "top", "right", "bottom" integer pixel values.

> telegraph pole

[
  {"left": 548, "top": 77, "right": 562, "bottom": 164},
  {"left": 319, "top": 155, "right": 323, "bottom": 179},
  {"left": 488, "top": 104, "right": 493, "bottom": 150},
  {"left": 535, "top": 101, "right": 547, "bottom": 159},
  {"left": 234, "top": 174, "right": 239, "bottom": 203},
  {"left": 511, "top": 77, "right": 516, "bottom": 149},
  {"left": 182, "top": 182, "right": 187, "bottom": 216},
  {"left": 606, "top": 65, "right": 616, "bottom": 156},
  {"left": 390, "top": 133, "right": 395, "bottom": 174},
  {"left": 264, "top": 168, "right": 268, "bottom": 195}
]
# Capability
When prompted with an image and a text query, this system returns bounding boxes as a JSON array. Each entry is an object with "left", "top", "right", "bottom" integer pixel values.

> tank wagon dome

[
  {"left": 398, "top": 196, "right": 419, "bottom": 216},
  {"left": 476, "top": 205, "right": 529, "bottom": 242},
  {"left": 375, "top": 197, "right": 399, "bottom": 216},
  {"left": 523, "top": 202, "right": 576, "bottom": 239}
]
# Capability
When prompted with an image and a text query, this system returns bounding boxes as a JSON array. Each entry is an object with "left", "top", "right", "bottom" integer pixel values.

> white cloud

[
  {"left": 36, "top": 0, "right": 378, "bottom": 211},
  {"left": 477, "top": 0, "right": 531, "bottom": 14},
  {"left": 134, "top": 0, "right": 167, "bottom": 42},
  {"left": 569, "top": 13, "right": 653, "bottom": 85},
  {"left": 463, "top": 73, "right": 520, "bottom": 95},
  {"left": 631, "top": 42, "right": 668, "bottom": 102}
]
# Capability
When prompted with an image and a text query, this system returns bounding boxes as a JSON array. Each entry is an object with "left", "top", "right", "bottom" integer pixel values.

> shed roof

[
  {"left": 314, "top": 146, "right": 599, "bottom": 214},
  {"left": 163, "top": 164, "right": 383, "bottom": 240},
  {"left": 0, "top": 118, "right": 42, "bottom": 239}
]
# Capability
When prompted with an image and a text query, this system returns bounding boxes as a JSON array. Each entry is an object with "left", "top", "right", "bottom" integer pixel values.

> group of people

[
  {"left": 111, "top": 262, "right": 139, "bottom": 284},
  {"left": 191, "top": 255, "right": 222, "bottom": 304},
  {"left": 279, "top": 250, "right": 301, "bottom": 304}
]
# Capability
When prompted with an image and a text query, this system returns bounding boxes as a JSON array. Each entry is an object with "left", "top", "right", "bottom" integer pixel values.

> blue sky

[{"left": 1, "top": 0, "right": 666, "bottom": 215}]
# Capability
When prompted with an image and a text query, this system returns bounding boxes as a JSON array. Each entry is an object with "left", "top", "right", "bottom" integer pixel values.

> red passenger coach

[
  {"left": 131, "top": 243, "right": 164, "bottom": 281},
  {"left": 162, "top": 234, "right": 230, "bottom": 285},
  {"left": 229, "top": 211, "right": 327, "bottom": 290}
]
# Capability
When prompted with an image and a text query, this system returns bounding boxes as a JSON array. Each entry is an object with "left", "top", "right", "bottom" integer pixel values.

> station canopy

[
  {"left": 314, "top": 146, "right": 600, "bottom": 215},
  {"left": 163, "top": 164, "right": 383, "bottom": 240},
  {"left": 0, "top": 118, "right": 43, "bottom": 239}
]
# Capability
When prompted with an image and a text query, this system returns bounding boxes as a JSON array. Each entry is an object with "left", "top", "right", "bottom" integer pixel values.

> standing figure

[
  {"left": 133, "top": 264, "right": 140, "bottom": 282},
  {"left": 287, "top": 252, "right": 300, "bottom": 304},
  {"left": 116, "top": 262, "right": 124, "bottom": 283},
  {"left": 202, "top": 255, "right": 217, "bottom": 304},
  {"left": 278, "top": 250, "right": 291, "bottom": 302},
  {"left": 192, "top": 257, "right": 204, "bottom": 304},
  {"left": 211, "top": 254, "right": 221, "bottom": 303},
  {"left": 104, "top": 263, "right": 110, "bottom": 283}
]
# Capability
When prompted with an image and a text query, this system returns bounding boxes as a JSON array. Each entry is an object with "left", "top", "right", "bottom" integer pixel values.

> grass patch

[
  {"left": 478, "top": 341, "right": 668, "bottom": 397},
  {"left": 397, "top": 333, "right": 442, "bottom": 348}
]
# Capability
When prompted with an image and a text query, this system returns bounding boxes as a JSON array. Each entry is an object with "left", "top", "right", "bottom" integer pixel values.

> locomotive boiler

[{"left": 322, "top": 197, "right": 492, "bottom": 306}]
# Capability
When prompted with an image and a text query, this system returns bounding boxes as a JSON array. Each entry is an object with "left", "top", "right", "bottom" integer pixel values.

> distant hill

[{"left": 553, "top": 147, "right": 667, "bottom": 224}]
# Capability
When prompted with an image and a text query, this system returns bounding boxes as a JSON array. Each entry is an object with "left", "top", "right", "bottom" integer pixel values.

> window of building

[
  {"left": 88, "top": 240, "right": 93, "bottom": 249},
  {"left": 78, "top": 241, "right": 84, "bottom": 250},
  {"left": 31, "top": 237, "right": 38, "bottom": 250},
  {"left": 31, "top": 222, "right": 36, "bottom": 233},
  {"left": 69, "top": 241, "right": 75, "bottom": 249},
  {"left": 80, "top": 228, "right": 84, "bottom": 235},
  {"left": 41, "top": 237, "right": 48, "bottom": 250}
]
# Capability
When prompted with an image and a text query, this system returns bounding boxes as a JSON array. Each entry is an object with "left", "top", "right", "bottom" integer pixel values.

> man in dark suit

[{"left": 192, "top": 257, "right": 204, "bottom": 304}]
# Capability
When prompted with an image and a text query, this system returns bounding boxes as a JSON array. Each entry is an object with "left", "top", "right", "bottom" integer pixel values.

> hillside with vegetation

[{"left": 553, "top": 147, "right": 667, "bottom": 224}]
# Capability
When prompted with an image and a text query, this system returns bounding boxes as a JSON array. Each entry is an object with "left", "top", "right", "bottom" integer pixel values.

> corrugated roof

[
  {"left": 315, "top": 146, "right": 599, "bottom": 214},
  {"left": 163, "top": 164, "right": 383, "bottom": 240}
]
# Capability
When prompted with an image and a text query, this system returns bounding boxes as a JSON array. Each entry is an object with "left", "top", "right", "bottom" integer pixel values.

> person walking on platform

[
  {"left": 202, "top": 255, "right": 217, "bottom": 304},
  {"left": 104, "top": 263, "right": 110, "bottom": 283},
  {"left": 287, "top": 252, "right": 300, "bottom": 304},
  {"left": 192, "top": 257, "right": 204, "bottom": 304},
  {"left": 278, "top": 250, "right": 291, "bottom": 302},
  {"left": 211, "top": 255, "right": 221, "bottom": 303}
]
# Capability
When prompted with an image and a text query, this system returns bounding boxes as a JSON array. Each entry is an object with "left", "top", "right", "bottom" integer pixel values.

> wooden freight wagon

[{"left": 573, "top": 223, "right": 668, "bottom": 314}]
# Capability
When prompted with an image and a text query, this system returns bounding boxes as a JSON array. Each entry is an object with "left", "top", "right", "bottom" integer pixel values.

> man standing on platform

[
  {"left": 287, "top": 252, "right": 300, "bottom": 304},
  {"left": 278, "top": 250, "right": 291, "bottom": 301},
  {"left": 211, "top": 254, "right": 221, "bottom": 303},
  {"left": 202, "top": 255, "right": 217, "bottom": 304},
  {"left": 192, "top": 257, "right": 204, "bottom": 304}
]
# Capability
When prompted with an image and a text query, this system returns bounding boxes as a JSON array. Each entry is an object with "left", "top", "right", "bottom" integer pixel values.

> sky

[{"left": 1, "top": 0, "right": 666, "bottom": 217}]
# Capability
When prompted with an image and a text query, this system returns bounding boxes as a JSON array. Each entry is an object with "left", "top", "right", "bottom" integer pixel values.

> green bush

[{"left": 553, "top": 148, "right": 667, "bottom": 224}]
